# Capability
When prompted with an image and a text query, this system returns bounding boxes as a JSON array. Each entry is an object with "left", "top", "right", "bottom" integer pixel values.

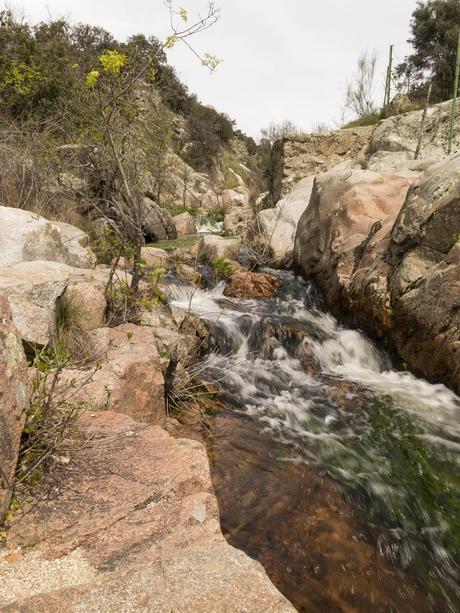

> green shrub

[
  {"left": 213, "top": 258, "right": 236, "bottom": 280},
  {"left": 167, "top": 204, "right": 198, "bottom": 217},
  {"left": 343, "top": 112, "right": 381, "bottom": 128},
  {"left": 208, "top": 207, "right": 225, "bottom": 224}
]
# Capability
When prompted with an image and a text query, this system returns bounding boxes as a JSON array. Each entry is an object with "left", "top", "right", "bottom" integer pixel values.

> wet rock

[
  {"left": 173, "top": 212, "right": 197, "bottom": 236},
  {"left": 0, "top": 206, "right": 96, "bottom": 269},
  {"left": 224, "top": 271, "right": 282, "bottom": 299},
  {"left": 197, "top": 235, "right": 241, "bottom": 265},
  {"left": 176, "top": 263, "right": 203, "bottom": 287},
  {"left": 293, "top": 155, "right": 460, "bottom": 392},
  {"left": 59, "top": 324, "right": 165, "bottom": 424},
  {"left": 1, "top": 411, "right": 294, "bottom": 612},
  {"left": 0, "top": 295, "right": 29, "bottom": 522}
]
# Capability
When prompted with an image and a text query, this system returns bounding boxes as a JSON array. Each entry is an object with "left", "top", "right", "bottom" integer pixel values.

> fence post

[{"left": 383, "top": 45, "right": 394, "bottom": 117}]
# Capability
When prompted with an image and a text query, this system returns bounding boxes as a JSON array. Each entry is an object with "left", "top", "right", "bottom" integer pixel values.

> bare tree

[
  {"left": 344, "top": 50, "right": 378, "bottom": 121},
  {"left": 259, "top": 120, "right": 301, "bottom": 144},
  {"left": 83, "top": 2, "right": 220, "bottom": 318}
]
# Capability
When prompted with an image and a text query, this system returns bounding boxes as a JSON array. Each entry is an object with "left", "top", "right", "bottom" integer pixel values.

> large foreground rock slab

[
  {"left": 1, "top": 411, "right": 294, "bottom": 612},
  {"left": 0, "top": 296, "right": 29, "bottom": 523},
  {"left": 0, "top": 206, "right": 96, "bottom": 269}
]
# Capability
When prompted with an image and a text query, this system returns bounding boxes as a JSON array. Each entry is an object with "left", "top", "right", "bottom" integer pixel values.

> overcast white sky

[{"left": 18, "top": 0, "right": 418, "bottom": 137}]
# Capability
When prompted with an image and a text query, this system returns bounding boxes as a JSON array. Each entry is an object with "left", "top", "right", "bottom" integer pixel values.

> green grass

[
  {"left": 213, "top": 258, "right": 236, "bottom": 280},
  {"left": 166, "top": 204, "right": 198, "bottom": 217},
  {"left": 343, "top": 112, "right": 381, "bottom": 128},
  {"left": 150, "top": 235, "right": 200, "bottom": 251}
]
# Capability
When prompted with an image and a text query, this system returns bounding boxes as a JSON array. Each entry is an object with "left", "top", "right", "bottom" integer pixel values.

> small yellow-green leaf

[
  {"left": 99, "top": 50, "right": 127, "bottom": 75},
  {"left": 86, "top": 70, "right": 100, "bottom": 89}
]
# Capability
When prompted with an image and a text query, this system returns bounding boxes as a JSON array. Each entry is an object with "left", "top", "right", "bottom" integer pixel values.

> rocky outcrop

[
  {"left": 221, "top": 188, "right": 250, "bottom": 209},
  {"left": 257, "top": 176, "right": 315, "bottom": 263},
  {"left": 294, "top": 168, "right": 412, "bottom": 312},
  {"left": 60, "top": 324, "right": 165, "bottom": 424},
  {"left": 270, "top": 126, "right": 373, "bottom": 202},
  {"left": 224, "top": 271, "right": 281, "bottom": 298},
  {"left": 0, "top": 296, "right": 29, "bottom": 523},
  {"left": 176, "top": 263, "right": 203, "bottom": 287},
  {"left": 173, "top": 212, "right": 197, "bottom": 236},
  {"left": 197, "top": 235, "right": 241, "bottom": 265},
  {"left": 0, "top": 262, "right": 123, "bottom": 346},
  {"left": 141, "top": 246, "right": 170, "bottom": 268},
  {"left": 142, "top": 197, "right": 177, "bottom": 242},
  {"left": 0, "top": 206, "right": 96, "bottom": 269},
  {"left": 0, "top": 261, "right": 74, "bottom": 346},
  {"left": 65, "top": 281, "right": 106, "bottom": 331},
  {"left": 1, "top": 411, "right": 294, "bottom": 611},
  {"left": 293, "top": 156, "right": 460, "bottom": 393},
  {"left": 364, "top": 97, "right": 460, "bottom": 163},
  {"left": 387, "top": 155, "right": 460, "bottom": 390}
]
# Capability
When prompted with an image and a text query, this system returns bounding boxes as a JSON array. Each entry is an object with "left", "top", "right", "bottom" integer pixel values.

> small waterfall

[
  {"left": 196, "top": 216, "right": 224, "bottom": 234},
  {"left": 169, "top": 270, "right": 460, "bottom": 611},
  {"left": 169, "top": 275, "right": 460, "bottom": 431}
]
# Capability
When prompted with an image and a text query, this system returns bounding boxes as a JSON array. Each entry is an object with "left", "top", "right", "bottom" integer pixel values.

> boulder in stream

[{"left": 224, "top": 271, "right": 282, "bottom": 298}]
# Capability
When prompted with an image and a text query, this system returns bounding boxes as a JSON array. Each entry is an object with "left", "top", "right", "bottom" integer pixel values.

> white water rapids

[
  {"left": 169, "top": 272, "right": 460, "bottom": 444},
  {"left": 168, "top": 270, "right": 460, "bottom": 607},
  {"left": 168, "top": 269, "right": 460, "bottom": 608}
]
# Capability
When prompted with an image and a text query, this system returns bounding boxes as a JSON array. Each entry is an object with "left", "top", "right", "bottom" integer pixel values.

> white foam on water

[{"left": 169, "top": 276, "right": 460, "bottom": 440}]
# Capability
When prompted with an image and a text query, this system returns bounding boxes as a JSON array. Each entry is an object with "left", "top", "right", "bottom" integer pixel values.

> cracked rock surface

[{"left": 1, "top": 411, "right": 294, "bottom": 612}]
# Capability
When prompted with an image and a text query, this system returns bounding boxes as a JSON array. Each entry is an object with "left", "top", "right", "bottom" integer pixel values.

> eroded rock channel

[{"left": 170, "top": 270, "right": 460, "bottom": 612}]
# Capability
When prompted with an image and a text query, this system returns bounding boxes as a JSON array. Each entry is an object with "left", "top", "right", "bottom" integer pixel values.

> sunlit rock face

[
  {"left": 294, "top": 156, "right": 460, "bottom": 394},
  {"left": 0, "top": 206, "right": 96, "bottom": 269},
  {"left": 270, "top": 126, "right": 373, "bottom": 203}
]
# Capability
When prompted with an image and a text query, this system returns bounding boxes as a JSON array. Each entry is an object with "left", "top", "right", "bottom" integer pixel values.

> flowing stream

[{"left": 169, "top": 270, "right": 460, "bottom": 612}]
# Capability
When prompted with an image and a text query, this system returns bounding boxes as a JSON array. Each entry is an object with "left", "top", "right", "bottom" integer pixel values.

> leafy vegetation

[
  {"left": 0, "top": 9, "right": 260, "bottom": 176},
  {"left": 395, "top": 0, "right": 460, "bottom": 103},
  {"left": 213, "top": 258, "right": 236, "bottom": 280}
]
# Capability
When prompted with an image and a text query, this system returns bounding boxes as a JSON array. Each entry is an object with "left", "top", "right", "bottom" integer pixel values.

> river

[{"left": 170, "top": 269, "right": 460, "bottom": 612}]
